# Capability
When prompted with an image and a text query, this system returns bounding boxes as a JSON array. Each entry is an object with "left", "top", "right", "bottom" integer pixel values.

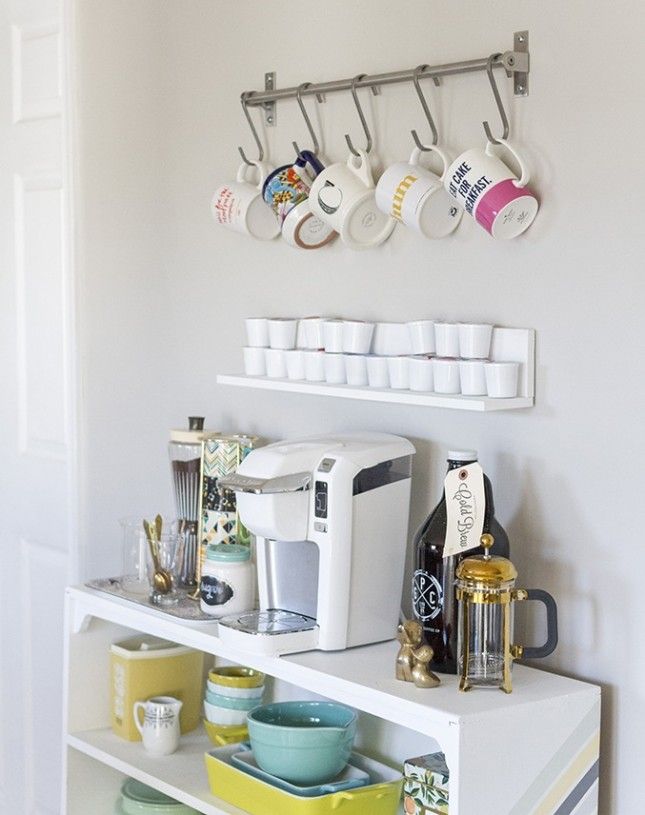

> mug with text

[
  {"left": 444, "top": 140, "right": 538, "bottom": 239},
  {"left": 263, "top": 150, "right": 336, "bottom": 250},
  {"left": 211, "top": 161, "right": 280, "bottom": 240},
  {"left": 376, "top": 146, "right": 462, "bottom": 239},
  {"left": 309, "top": 149, "right": 396, "bottom": 250}
]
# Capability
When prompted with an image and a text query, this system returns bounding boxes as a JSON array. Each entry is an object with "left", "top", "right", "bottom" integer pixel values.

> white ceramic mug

[
  {"left": 211, "top": 161, "right": 280, "bottom": 240},
  {"left": 133, "top": 696, "right": 182, "bottom": 756},
  {"left": 309, "top": 149, "right": 396, "bottom": 249},
  {"left": 243, "top": 346, "right": 266, "bottom": 376},
  {"left": 376, "top": 146, "right": 462, "bottom": 239},
  {"left": 371, "top": 322, "right": 412, "bottom": 356},
  {"left": 323, "top": 319, "right": 344, "bottom": 353},
  {"left": 302, "top": 317, "right": 326, "bottom": 349},
  {"left": 444, "top": 140, "right": 538, "bottom": 239}
]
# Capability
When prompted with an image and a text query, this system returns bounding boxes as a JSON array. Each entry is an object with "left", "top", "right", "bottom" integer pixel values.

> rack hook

[
  {"left": 344, "top": 74, "right": 373, "bottom": 156},
  {"left": 238, "top": 92, "right": 265, "bottom": 166},
  {"left": 292, "top": 82, "right": 321, "bottom": 158},
  {"left": 482, "top": 54, "right": 510, "bottom": 144},
  {"left": 410, "top": 64, "right": 440, "bottom": 151}
]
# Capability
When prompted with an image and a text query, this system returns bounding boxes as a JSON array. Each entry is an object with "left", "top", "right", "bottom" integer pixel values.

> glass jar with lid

[{"left": 199, "top": 543, "right": 255, "bottom": 617}]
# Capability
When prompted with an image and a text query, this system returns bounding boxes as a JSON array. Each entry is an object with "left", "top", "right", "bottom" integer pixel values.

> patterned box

[{"left": 403, "top": 752, "right": 449, "bottom": 814}]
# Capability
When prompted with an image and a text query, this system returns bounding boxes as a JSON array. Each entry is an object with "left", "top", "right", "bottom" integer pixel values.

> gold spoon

[{"left": 143, "top": 519, "right": 172, "bottom": 594}]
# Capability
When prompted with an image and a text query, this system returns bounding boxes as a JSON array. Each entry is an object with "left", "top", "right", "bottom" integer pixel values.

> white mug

[
  {"left": 265, "top": 348, "right": 287, "bottom": 378},
  {"left": 485, "top": 361, "right": 519, "bottom": 397},
  {"left": 285, "top": 349, "right": 306, "bottom": 380},
  {"left": 387, "top": 356, "right": 410, "bottom": 390},
  {"left": 302, "top": 317, "right": 326, "bottom": 349},
  {"left": 134, "top": 696, "right": 182, "bottom": 756},
  {"left": 211, "top": 161, "right": 280, "bottom": 240},
  {"left": 408, "top": 356, "right": 434, "bottom": 392},
  {"left": 323, "top": 319, "right": 344, "bottom": 353},
  {"left": 376, "top": 146, "right": 462, "bottom": 239},
  {"left": 366, "top": 355, "right": 389, "bottom": 388},
  {"left": 309, "top": 149, "right": 396, "bottom": 250},
  {"left": 244, "top": 317, "right": 269, "bottom": 347},
  {"left": 458, "top": 323, "right": 493, "bottom": 359},
  {"left": 304, "top": 350, "right": 325, "bottom": 381},
  {"left": 444, "top": 140, "right": 538, "bottom": 239},
  {"left": 407, "top": 320, "right": 436, "bottom": 355},
  {"left": 459, "top": 359, "right": 487, "bottom": 395},
  {"left": 324, "top": 352, "right": 346, "bottom": 384},
  {"left": 268, "top": 318, "right": 298, "bottom": 350},
  {"left": 342, "top": 320, "right": 374, "bottom": 355}
]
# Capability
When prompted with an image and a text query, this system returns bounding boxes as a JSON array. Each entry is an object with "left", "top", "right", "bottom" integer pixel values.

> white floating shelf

[
  {"left": 216, "top": 375, "right": 532, "bottom": 411},
  {"left": 219, "top": 327, "right": 535, "bottom": 412}
]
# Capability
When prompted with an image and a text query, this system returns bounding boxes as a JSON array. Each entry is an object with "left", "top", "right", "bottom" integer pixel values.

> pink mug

[{"left": 444, "top": 140, "right": 538, "bottom": 239}]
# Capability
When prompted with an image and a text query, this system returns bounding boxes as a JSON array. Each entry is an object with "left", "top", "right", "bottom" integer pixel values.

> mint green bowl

[{"left": 247, "top": 701, "right": 357, "bottom": 786}]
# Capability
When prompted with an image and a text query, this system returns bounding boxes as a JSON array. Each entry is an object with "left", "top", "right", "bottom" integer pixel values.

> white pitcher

[{"left": 134, "top": 695, "right": 183, "bottom": 755}]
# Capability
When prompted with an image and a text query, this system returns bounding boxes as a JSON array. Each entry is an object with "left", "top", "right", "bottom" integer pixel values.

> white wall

[{"left": 76, "top": 1, "right": 645, "bottom": 810}]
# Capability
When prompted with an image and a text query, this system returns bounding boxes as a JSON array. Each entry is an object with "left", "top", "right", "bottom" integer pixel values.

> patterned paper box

[{"left": 403, "top": 752, "right": 449, "bottom": 814}]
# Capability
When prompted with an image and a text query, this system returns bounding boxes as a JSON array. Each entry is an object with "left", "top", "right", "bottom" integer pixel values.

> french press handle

[{"left": 513, "top": 588, "right": 559, "bottom": 660}]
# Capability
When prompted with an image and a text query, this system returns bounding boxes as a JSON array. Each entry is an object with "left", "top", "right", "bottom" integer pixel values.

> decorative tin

[{"left": 403, "top": 752, "right": 449, "bottom": 814}]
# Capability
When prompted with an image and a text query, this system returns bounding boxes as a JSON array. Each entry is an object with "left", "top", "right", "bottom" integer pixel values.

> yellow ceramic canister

[
  {"left": 204, "top": 744, "right": 403, "bottom": 815},
  {"left": 110, "top": 635, "right": 203, "bottom": 740}
]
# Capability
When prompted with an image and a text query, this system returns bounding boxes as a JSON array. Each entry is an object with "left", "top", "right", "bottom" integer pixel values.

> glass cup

[
  {"left": 145, "top": 529, "right": 185, "bottom": 606},
  {"left": 119, "top": 517, "right": 150, "bottom": 596}
]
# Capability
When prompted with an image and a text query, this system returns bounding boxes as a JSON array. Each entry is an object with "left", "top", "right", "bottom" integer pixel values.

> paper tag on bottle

[{"left": 443, "top": 462, "right": 486, "bottom": 558}]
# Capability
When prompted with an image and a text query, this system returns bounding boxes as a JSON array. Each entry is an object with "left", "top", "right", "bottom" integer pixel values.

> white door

[{"left": 0, "top": 0, "right": 77, "bottom": 812}]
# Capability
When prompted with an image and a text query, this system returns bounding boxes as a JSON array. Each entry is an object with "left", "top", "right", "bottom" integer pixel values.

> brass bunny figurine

[{"left": 396, "top": 619, "right": 441, "bottom": 688}]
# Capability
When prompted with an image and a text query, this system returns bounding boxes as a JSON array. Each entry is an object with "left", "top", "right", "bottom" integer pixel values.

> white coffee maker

[{"left": 217, "top": 432, "right": 415, "bottom": 655}]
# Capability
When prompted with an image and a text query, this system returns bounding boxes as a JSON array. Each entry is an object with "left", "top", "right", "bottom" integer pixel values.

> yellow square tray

[{"left": 204, "top": 744, "right": 403, "bottom": 815}]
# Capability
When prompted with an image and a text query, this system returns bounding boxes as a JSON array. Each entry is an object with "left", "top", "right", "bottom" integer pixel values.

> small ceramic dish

[
  {"left": 209, "top": 666, "right": 266, "bottom": 689},
  {"left": 203, "top": 720, "right": 249, "bottom": 746},
  {"left": 207, "top": 678, "right": 265, "bottom": 699},
  {"left": 204, "top": 700, "right": 249, "bottom": 726},
  {"left": 205, "top": 689, "right": 262, "bottom": 711}
]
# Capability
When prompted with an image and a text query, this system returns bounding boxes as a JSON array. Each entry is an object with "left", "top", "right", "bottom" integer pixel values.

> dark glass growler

[{"left": 412, "top": 450, "right": 510, "bottom": 674}]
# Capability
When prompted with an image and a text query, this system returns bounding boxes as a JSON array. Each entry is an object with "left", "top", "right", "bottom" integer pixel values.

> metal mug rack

[{"left": 237, "top": 31, "right": 529, "bottom": 165}]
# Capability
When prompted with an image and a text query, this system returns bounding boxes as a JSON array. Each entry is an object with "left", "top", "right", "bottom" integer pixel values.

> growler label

[
  {"left": 413, "top": 569, "right": 443, "bottom": 621},
  {"left": 200, "top": 575, "right": 234, "bottom": 606},
  {"left": 443, "top": 462, "right": 485, "bottom": 557}
]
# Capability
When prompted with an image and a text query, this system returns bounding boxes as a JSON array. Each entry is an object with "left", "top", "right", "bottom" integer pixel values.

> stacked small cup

[
  {"left": 203, "top": 665, "right": 265, "bottom": 745},
  {"left": 242, "top": 317, "right": 519, "bottom": 397}
]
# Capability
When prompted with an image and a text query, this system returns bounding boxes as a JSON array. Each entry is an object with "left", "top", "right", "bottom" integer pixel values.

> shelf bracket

[{"left": 264, "top": 71, "right": 276, "bottom": 125}]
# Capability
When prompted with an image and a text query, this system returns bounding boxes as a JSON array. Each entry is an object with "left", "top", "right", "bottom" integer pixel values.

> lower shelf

[{"left": 68, "top": 728, "right": 244, "bottom": 815}]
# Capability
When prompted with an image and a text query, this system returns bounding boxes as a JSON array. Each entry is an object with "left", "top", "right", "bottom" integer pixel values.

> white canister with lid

[{"left": 199, "top": 543, "right": 254, "bottom": 617}]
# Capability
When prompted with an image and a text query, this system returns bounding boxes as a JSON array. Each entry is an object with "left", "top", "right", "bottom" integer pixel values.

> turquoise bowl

[
  {"left": 205, "top": 689, "right": 261, "bottom": 711},
  {"left": 247, "top": 701, "right": 357, "bottom": 785}
]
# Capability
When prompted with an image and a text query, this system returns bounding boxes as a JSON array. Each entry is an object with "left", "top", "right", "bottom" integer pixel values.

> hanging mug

[
  {"left": 133, "top": 696, "right": 183, "bottom": 756},
  {"left": 211, "top": 161, "right": 280, "bottom": 240},
  {"left": 444, "top": 140, "right": 539, "bottom": 239},
  {"left": 376, "top": 146, "right": 462, "bottom": 239},
  {"left": 262, "top": 150, "right": 336, "bottom": 250},
  {"left": 308, "top": 149, "right": 396, "bottom": 250}
]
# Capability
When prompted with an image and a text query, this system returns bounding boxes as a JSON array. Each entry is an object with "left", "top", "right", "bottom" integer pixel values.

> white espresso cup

[
  {"left": 243, "top": 346, "right": 267, "bottom": 376},
  {"left": 323, "top": 319, "right": 344, "bottom": 353},
  {"left": 458, "top": 323, "right": 493, "bottom": 359},
  {"left": 407, "top": 320, "right": 436, "bottom": 355},
  {"left": 134, "top": 696, "right": 182, "bottom": 756},
  {"left": 444, "top": 140, "right": 538, "bottom": 239},
  {"left": 265, "top": 348, "right": 287, "bottom": 378},
  {"left": 366, "top": 355, "right": 389, "bottom": 388},
  {"left": 309, "top": 149, "right": 396, "bottom": 249},
  {"left": 304, "top": 350, "right": 325, "bottom": 381},
  {"left": 244, "top": 317, "right": 269, "bottom": 347},
  {"left": 268, "top": 318, "right": 298, "bottom": 350},
  {"left": 408, "top": 356, "right": 434, "bottom": 392},
  {"left": 434, "top": 322, "right": 460, "bottom": 358},
  {"left": 342, "top": 320, "right": 374, "bottom": 355},
  {"left": 211, "top": 161, "right": 280, "bottom": 240},
  {"left": 345, "top": 354, "right": 368, "bottom": 386},
  {"left": 376, "top": 146, "right": 462, "bottom": 238},
  {"left": 459, "top": 359, "right": 487, "bottom": 395},
  {"left": 285, "top": 349, "right": 306, "bottom": 380},
  {"left": 324, "top": 352, "right": 346, "bottom": 384},
  {"left": 485, "top": 361, "right": 519, "bottom": 397},
  {"left": 432, "top": 357, "right": 461, "bottom": 394},
  {"left": 387, "top": 356, "right": 410, "bottom": 390}
]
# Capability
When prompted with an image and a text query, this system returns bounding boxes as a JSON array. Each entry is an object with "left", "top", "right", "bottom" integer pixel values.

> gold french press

[{"left": 455, "top": 534, "right": 558, "bottom": 693}]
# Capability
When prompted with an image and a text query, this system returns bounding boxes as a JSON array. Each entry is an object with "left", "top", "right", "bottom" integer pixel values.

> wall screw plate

[
  {"left": 264, "top": 72, "right": 276, "bottom": 125},
  {"left": 513, "top": 31, "right": 529, "bottom": 96}
]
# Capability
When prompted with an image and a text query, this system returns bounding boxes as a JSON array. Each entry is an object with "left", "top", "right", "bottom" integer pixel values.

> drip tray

[{"left": 218, "top": 609, "right": 320, "bottom": 656}]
